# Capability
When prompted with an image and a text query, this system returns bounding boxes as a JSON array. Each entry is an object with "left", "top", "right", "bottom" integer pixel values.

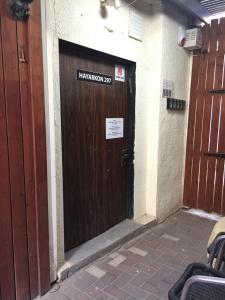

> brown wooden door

[
  {"left": 0, "top": 1, "right": 50, "bottom": 299},
  {"left": 184, "top": 18, "right": 225, "bottom": 214},
  {"left": 59, "top": 41, "right": 135, "bottom": 251}
]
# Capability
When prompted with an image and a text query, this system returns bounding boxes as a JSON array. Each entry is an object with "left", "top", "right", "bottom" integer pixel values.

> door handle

[
  {"left": 204, "top": 152, "right": 225, "bottom": 159},
  {"left": 121, "top": 149, "right": 133, "bottom": 168}
]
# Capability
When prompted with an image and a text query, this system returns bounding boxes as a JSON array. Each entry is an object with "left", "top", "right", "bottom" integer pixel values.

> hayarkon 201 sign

[{"left": 77, "top": 69, "right": 112, "bottom": 85}]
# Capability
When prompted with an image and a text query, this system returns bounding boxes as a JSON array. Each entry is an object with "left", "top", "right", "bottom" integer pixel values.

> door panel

[
  {"left": 184, "top": 18, "right": 225, "bottom": 214},
  {"left": 59, "top": 42, "right": 133, "bottom": 251}
]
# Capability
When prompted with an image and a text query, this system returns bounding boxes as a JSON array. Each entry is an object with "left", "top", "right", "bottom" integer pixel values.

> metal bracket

[
  {"left": 209, "top": 89, "right": 225, "bottom": 94},
  {"left": 19, "top": 46, "right": 27, "bottom": 63},
  {"left": 205, "top": 152, "right": 225, "bottom": 159}
]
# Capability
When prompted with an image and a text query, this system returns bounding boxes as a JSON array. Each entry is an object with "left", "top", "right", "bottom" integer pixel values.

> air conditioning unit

[{"left": 184, "top": 28, "right": 202, "bottom": 51}]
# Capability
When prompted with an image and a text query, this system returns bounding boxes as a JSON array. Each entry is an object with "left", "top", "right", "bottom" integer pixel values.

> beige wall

[
  {"left": 156, "top": 3, "right": 192, "bottom": 220},
  {"left": 41, "top": 0, "right": 192, "bottom": 278}
]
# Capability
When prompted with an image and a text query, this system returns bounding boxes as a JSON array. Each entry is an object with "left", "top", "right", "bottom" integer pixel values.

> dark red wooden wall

[
  {"left": 184, "top": 18, "right": 225, "bottom": 214},
  {"left": 0, "top": 1, "right": 50, "bottom": 299}
]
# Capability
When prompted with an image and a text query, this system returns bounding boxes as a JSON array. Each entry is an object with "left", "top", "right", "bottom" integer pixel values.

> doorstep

[{"left": 57, "top": 215, "right": 156, "bottom": 281}]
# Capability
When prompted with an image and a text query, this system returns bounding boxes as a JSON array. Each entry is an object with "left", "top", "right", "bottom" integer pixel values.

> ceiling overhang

[
  {"left": 200, "top": 0, "right": 225, "bottom": 16},
  {"left": 166, "top": 0, "right": 211, "bottom": 23}
]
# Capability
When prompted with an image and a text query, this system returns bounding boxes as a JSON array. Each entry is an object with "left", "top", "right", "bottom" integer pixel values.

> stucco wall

[
  {"left": 42, "top": 0, "right": 192, "bottom": 279},
  {"left": 156, "top": 3, "right": 192, "bottom": 220},
  {"left": 42, "top": 0, "right": 164, "bottom": 276}
]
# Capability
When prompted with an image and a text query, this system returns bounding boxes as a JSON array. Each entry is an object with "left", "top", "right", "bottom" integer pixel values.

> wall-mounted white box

[{"left": 184, "top": 28, "right": 202, "bottom": 51}]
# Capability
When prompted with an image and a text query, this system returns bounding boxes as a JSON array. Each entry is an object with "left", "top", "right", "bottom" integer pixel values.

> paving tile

[
  {"left": 162, "top": 269, "right": 183, "bottom": 285},
  {"left": 97, "top": 255, "right": 114, "bottom": 265},
  {"left": 41, "top": 210, "right": 215, "bottom": 300},
  {"left": 145, "top": 260, "right": 174, "bottom": 274},
  {"left": 154, "top": 253, "right": 187, "bottom": 271},
  {"left": 139, "top": 249, "right": 163, "bottom": 264},
  {"left": 86, "top": 265, "right": 106, "bottom": 279},
  {"left": 60, "top": 285, "right": 94, "bottom": 300},
  {"left": 154, "top": 239, "right": 181, "bottom": 253},
  {"left": 133, "top": 263, "right": 157, "bottom": 275},
  {"left": 108, "top": 254, "right": 127, "bottom": 267},
  {"left": 122, "top": 283, "right": 149, "bottom": 299},
  {"left": 161, "top": 233, "right": 180, "bottom": 242},
  {"left": 128, "top": 246, "right": 148, "bottom": 257},
  {"left": 129, "top": 271, "right": 151, "bottom": 287},
  {"left": 87, "top": 285, "right": 112, "bottom": 299},
  {"left": 119, "top": 250, "right": 143, "bottom": 267},
  {"left": 104, "top": 284, "right": 130, "bottom": 300},
  {"left": 109, "top": 252, "right": 120, "bottom": 259},
  {"left": 112, "top": 273, "right": 133, "bottom": 288},
  {"left": 99, "top": 263, "right": 123, "bottom": 277},
  {"left": 93, "top": 272, "right": 117, "bottom": 289},
  {"left": 132, "top": 240, "right": 155, "bottom": 253},
  {"left": 146, "top": 269, "right": 173, "bottom": 287},
  {"left": 145, "top": 294, "right": 163, "bottom": 300},
  {"left": 116, "top": 262, "right": 142, "bottom": 275},
  {"left": 72, "top": 272, "right": 98, "bottom": 291},
  {"left": 41, "top": 291, "right": 70, "bottom": 300},
  {"left": 142, "top": 280, "right": 171, "bottom": 299}
]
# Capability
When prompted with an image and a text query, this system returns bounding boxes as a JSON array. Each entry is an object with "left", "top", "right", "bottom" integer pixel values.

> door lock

[{"left": 121, "top": 149, "right": 133, "bottom": 168}]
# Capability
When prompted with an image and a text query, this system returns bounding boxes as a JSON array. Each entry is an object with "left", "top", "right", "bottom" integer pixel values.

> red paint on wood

[
  {"left": 0, "top": 11, "right": 16, "bottom": 300},
  {"left": 184, "top": 19, "right": 225, "bottom": 215}
]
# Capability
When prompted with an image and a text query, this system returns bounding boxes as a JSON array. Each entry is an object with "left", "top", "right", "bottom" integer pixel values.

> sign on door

[{"left": 106, "top": 118, "right": 124, "bottom": 139}]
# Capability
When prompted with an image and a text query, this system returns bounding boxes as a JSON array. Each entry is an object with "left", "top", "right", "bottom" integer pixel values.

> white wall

[
  {"left": 156, "top": 3, "right": 192, "bottom": 219},
  {"left": 42, "top": 0, "right": 163, "bottom": 275},
  {"left": 41, "top": 0, "right": 192, "bottom": 277}
]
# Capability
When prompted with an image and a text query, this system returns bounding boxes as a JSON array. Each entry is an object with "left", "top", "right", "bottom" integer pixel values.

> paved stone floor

[{"left": 42, "top": 210, "right": 215, "bottom": 300}]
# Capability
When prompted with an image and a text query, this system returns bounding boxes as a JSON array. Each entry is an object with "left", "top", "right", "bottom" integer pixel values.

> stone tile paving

[{"left": 41, "top": 210, "right": 215, "bottom": 300}]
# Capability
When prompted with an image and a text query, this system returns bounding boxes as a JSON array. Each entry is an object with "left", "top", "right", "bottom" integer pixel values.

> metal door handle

[{"left": 121, "top": 149, "right": 133, "bottom": 168}]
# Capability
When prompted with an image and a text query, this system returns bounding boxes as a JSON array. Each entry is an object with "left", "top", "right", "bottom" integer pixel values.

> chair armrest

[
  {"left": 215, "top": 240, "right": 225, "bottom": 271},
  {"left": 181, "top": 275, "right": 225, "bottom": 300},
  {"left": 208, "top": 234, "right": 225, "bottom": 266}
]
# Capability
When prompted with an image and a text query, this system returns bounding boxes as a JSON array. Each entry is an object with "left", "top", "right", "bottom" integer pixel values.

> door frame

[
  {"left": 28, "top": 1, "right": 50, "bottom": 295},
  {"left": 59, "top": 39, "right": 136, "bottom": 223}
]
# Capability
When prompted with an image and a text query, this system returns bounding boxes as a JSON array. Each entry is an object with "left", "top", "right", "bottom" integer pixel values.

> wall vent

[{"left": 128, "top": 9, "right": 144, "bottom": 42}]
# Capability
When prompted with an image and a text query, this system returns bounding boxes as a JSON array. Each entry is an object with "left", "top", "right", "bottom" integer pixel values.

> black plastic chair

[
  {"left": 208, "top": 233, "right": 225, "bottom": 270},
  {"left": 180, "top": 275, "right": 225, "bottom": 300},
  {"left": 168, "top": 231, "right": 225, "bottom": 299},
  {"left": 168, "top": 263, "right": 225, "bottom": 300}
]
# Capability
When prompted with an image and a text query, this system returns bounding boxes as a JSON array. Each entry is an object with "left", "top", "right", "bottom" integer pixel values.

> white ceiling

[{"left": 200, "top": 0, "right": 225, "bottom": 15}]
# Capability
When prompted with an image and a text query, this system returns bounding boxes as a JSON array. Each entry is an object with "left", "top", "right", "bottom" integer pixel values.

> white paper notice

[{"left": 106, "top": 118, "right": 124, "bottom": 140}]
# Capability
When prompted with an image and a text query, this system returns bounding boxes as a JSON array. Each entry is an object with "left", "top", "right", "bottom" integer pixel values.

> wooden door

[
  {"left": 0, "top": 1, "right": 50, "bottom": 299},
  {"left": 184, "top": 18, "right": 225, "bottom": 214},
  {"left": 59, "top": 41, "right": 135, "bottom": 251}
]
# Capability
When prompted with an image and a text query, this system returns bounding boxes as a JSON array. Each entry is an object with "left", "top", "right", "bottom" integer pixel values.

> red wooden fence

[
  {"left": 0, "top": 1, "right": 50, "bottom": 299},
  {"left": 184, "top": 18, "right": 225, "bottom": 215}
]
